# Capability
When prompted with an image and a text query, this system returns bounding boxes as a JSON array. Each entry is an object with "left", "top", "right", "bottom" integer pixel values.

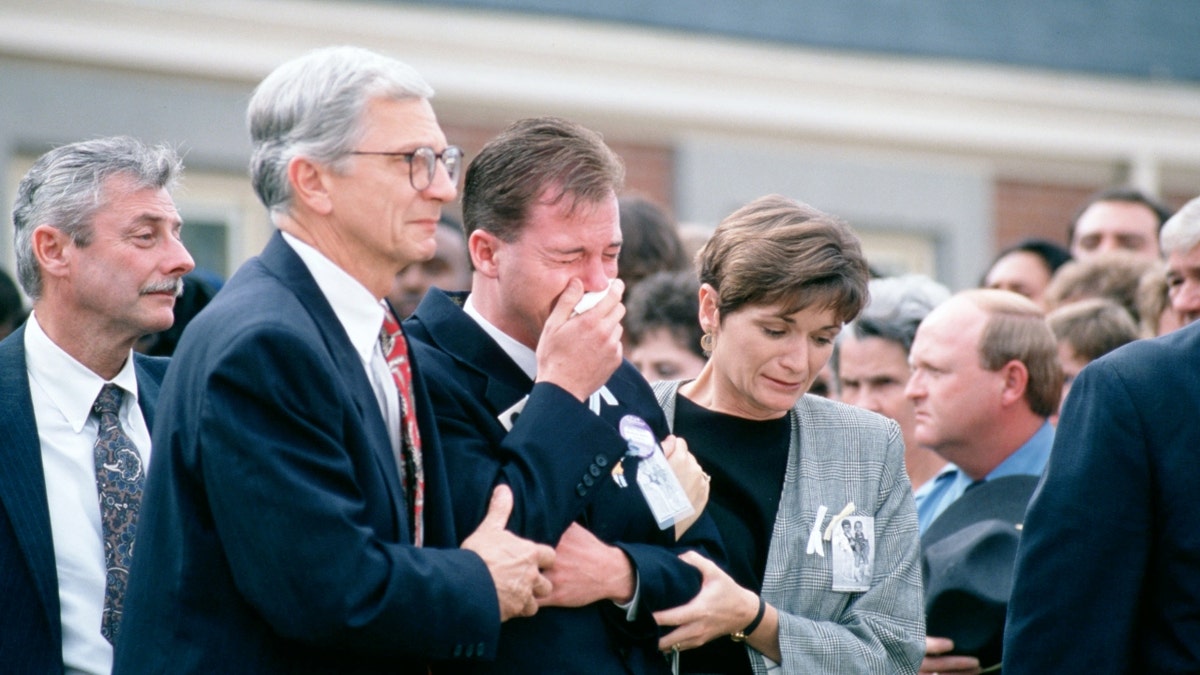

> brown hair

[
  {"left": 462, "top": 116, "right": 624, "bottom": 243},
  {"left": 965, "top": 289, "right": 1063, "bottom": 418},
  {"left": 698, "top": 194, "right": 869, "bottom": 324},
  {"left": 617, "top": 196, "right": 688, "bottom": 289},
  {"left": 1135, "top": 264, "right": 1171, "bottom": 336},
  {"left": 1044, "top": 253, "right": 1157, "bottom": 325},
  {"left": 1047, "top": 297, "right": 1139, "bottom": 362}
]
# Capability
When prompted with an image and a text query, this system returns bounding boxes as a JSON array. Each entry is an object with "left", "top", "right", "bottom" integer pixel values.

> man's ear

[
  {"left": 287, "top": 156, "right": 334, "bottom": 216},
  {"left": 31, "top": 224, "right": 71, "bottom": 282},
  {"left": 468, "top": 230, "right": 503, "bottom": 279},
  {"left": 998, "top": 359, "right": 1030, "bottom": 408}
]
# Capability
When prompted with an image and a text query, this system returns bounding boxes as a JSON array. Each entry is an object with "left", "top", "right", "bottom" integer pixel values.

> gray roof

[{"left": 406, "top": 0, "right": 1200, "bottom": 83}]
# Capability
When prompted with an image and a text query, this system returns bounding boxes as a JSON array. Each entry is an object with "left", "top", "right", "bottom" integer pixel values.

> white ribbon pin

[
  {"left": 587, "top": 385, "right": 618, "bottom": 416},
  {"left": 497, "top": 395, "right": 529, "bottom": 432},
  {"left": 805, "top": 505, "right": 829, "bottom": 556},
  {"left": 822, "top": 502, "right": 857, "bottom": 542}
]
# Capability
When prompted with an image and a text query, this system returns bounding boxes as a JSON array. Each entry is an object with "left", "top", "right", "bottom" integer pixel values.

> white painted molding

[{"left": 2, "top": 0, "right": 1199, "bottom": 171}]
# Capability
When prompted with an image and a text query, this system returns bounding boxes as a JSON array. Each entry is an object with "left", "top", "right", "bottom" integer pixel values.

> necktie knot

[
  {"left": 93, "top": 383, "right": 124, "bottom": 418},
  {"left": 380, "top": 310, "right": 403, "bottom": 354}
]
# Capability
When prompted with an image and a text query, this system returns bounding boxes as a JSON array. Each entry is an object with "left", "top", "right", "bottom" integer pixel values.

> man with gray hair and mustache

[
  {"left": 0, "top": 136, "right": 194, "bottom": 674},
  {"left": 1160, "top": 196, "right": 1200, "bottom": 327}
]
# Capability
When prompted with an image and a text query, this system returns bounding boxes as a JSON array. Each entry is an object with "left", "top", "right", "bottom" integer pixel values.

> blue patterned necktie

[{"left": 91, "top": 383, "right": 145, "bottom": 645}]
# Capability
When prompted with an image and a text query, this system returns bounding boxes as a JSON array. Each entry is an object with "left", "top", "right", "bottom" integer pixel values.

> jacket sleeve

[
  {"left": 198, "top": 326, "right": 501, "bottom": 659},
  {"left": 417, "top": 358, "right": 631, "bottom": 546}
]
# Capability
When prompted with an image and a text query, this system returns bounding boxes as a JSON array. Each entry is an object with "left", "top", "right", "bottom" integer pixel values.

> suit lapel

[
  {"left": 257, "top": 233, "right": 407, "bottom": 530},
  {"left": 410, "top": 289, "right": 533, "bottom": 415},
  {"left": 0, "top": 326, "right": 62, "bottom": 646},
  {"left": 132, "top": 353, "right": 168, "bottom": 430}
]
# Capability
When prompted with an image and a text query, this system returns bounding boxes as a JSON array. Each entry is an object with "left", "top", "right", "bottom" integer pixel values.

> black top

[{"left": 672, "top": 393, "right": 791, "bottom": 675}]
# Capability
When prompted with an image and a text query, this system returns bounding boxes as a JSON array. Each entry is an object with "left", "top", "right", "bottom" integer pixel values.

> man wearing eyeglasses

[{"left": 114, "top": 46, "right": 555, "bottom": 674}]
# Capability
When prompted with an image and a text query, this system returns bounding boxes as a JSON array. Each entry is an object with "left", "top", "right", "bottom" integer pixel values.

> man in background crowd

[
  {"left": 905, "top": 289, "right": 1060, "bottom": 674},
  {"left": 1159, "top": 195, "right": 1200, "bottom": 327},
  {"left": 387, "top": 213, "right": 471, "bottom": 318},
  {"left": 1068, "top": 186, "right": 1172, "bottom": 262}
]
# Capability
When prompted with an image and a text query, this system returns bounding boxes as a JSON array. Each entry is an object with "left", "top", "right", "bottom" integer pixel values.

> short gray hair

[
  {"left": 247, "top": 45, "right": 434, "bottom": 217},
  {"left": 1160, "top": 196, "right": 1200, "bottom": 257},
  {"left": 831, "top": 274, "right": 949, "bottom": 377},
  {"left": 12, "top": 136, "right": 182, "bottom": 300}
]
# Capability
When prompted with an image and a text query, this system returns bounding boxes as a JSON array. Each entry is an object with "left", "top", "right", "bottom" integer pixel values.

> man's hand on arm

[
  {"left": 538, "top": 522, "right": 635, "bottom": 608},
  {"left": 535, "top": 278, "right": 625, "bottom": 402},
  {"left": 462, "top": 485, "right": 557, "bottom": 621}
]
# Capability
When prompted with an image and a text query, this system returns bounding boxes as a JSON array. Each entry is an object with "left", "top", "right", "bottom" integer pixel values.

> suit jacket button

[
  {"left": 582, "top": 474, "right": 595, "bottom": 487},
  {"left": 589, "top": 464, "right": 602, "bottom": 477},
  {"left": 477, "top": 642, "right": 486, "bottom": 656},
  {"left": 595, "top": 454, "right": 608, "bottom": 467},
  {"left": 453, "top": 644, "right": 462, "bottom": 657},
  {"left": 576, "top": 483, "right": 588, "bottom": 496}
]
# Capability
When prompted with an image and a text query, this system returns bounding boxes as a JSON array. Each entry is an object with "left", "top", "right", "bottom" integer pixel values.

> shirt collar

[
  {"left": 986, "top": 420, "right": 1055, "bottom": 480},
  {"left": 282, "top": 231, "right": 384, "bottom": 365},
  {"left": 25, "top": 311, "right": 140, "bottom": 433},
  {"left": 462, "top": 294, "right": 537, "bottom": 380}
]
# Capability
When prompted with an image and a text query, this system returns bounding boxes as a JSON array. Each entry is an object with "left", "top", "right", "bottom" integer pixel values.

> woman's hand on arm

[{"left": 651, "top": 551, "right": 782, "bottom": 663}]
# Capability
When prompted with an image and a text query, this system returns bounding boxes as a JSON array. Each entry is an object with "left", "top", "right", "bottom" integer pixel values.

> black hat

[{"left": 921, "top": 474, "right": 1040, "bottom": 670}]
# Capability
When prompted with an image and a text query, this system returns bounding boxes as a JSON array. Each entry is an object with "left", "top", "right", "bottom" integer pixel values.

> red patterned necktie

[
  {"left": 91, "top": 383, "right": 144, "bottom": 644},
  {"left": 380, "top": 310, "right": 425, "bottom": 547}
]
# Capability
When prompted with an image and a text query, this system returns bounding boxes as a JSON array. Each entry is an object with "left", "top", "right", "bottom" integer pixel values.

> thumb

[
  {"left": 661, "top": 435, "right": 676, "bottom": 459},
  {"left": 480, "top": 484, "right": 515, "bottom": 530}
]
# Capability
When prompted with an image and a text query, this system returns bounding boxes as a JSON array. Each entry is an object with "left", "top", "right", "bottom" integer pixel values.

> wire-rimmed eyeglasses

[{"left": 349, "top": 145, "right": 464, "bottom": 191}]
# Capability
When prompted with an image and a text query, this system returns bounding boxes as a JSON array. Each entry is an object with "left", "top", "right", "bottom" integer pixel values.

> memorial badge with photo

[{"left": 831, "top": 515, "right": 875, "bottom": 592}]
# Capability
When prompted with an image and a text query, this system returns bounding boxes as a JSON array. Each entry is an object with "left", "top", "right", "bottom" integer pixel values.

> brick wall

[
  {"left": 993, "top": 180, "right": 1092, "bottom": 251},
  {"left": 442, "top": 121, "right": 675, "bottom": 219}
]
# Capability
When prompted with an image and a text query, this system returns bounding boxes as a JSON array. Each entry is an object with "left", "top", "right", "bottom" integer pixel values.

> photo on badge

[{"left": 831, "top": 515, "right": 874, "bottom": 592}]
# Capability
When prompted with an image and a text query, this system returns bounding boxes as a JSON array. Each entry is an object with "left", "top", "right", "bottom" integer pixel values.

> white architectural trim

[{"left": 2, "top": 0, "right": 1199, "bottom": 172}]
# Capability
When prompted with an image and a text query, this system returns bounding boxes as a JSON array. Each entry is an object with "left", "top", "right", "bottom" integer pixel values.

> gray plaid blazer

[{"left": 654, "top": 381, "right": 925, "bottom": 674}]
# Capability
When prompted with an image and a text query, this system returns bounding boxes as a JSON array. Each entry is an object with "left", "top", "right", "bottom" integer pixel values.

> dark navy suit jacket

[
  {"left": 1004, "top": 320, "right": 1200, "bottom": 673},
  {"left": 0, "top": 323, "right": 167, "bottom": 675},
  {"left": 114, "top": 233, "right": 500, "bottom": 674},
  {"left": 405, "top": 289, "right": 724, "bottom": 674}
]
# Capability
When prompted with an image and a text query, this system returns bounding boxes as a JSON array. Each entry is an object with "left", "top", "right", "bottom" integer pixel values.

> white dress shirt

[
  {"left": 281, "top": 232, "right": 402, "bottom": 460},
  {"left": 26, "top": 312, "right": 151, "bottom": 675},
  {"left": 463, "top": 295, "right": 538, "bottom": 379}
]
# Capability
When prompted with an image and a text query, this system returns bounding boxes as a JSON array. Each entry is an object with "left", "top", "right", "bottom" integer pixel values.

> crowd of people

[{"left": 3, "top": 44, "right": 1199, "bottom": 675}]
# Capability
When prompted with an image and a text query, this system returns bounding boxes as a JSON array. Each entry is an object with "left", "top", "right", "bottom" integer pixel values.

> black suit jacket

[
  {"left": 0, "top": 324, "right": 167, "bottom": 675},
  {"left": 1004, "top": 320, "right": 1200, "bottom": 673},
  {"left": 115, "top": 233, "right": 500, "bottom": 674},
  {"left": 405, "top": 289, "right": 723, "bottom": 675}
]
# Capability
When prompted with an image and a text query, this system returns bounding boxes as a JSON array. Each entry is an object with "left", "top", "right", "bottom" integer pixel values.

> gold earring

[{"left": 700, "top": 333, "right": 714, "bottom": 353}]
